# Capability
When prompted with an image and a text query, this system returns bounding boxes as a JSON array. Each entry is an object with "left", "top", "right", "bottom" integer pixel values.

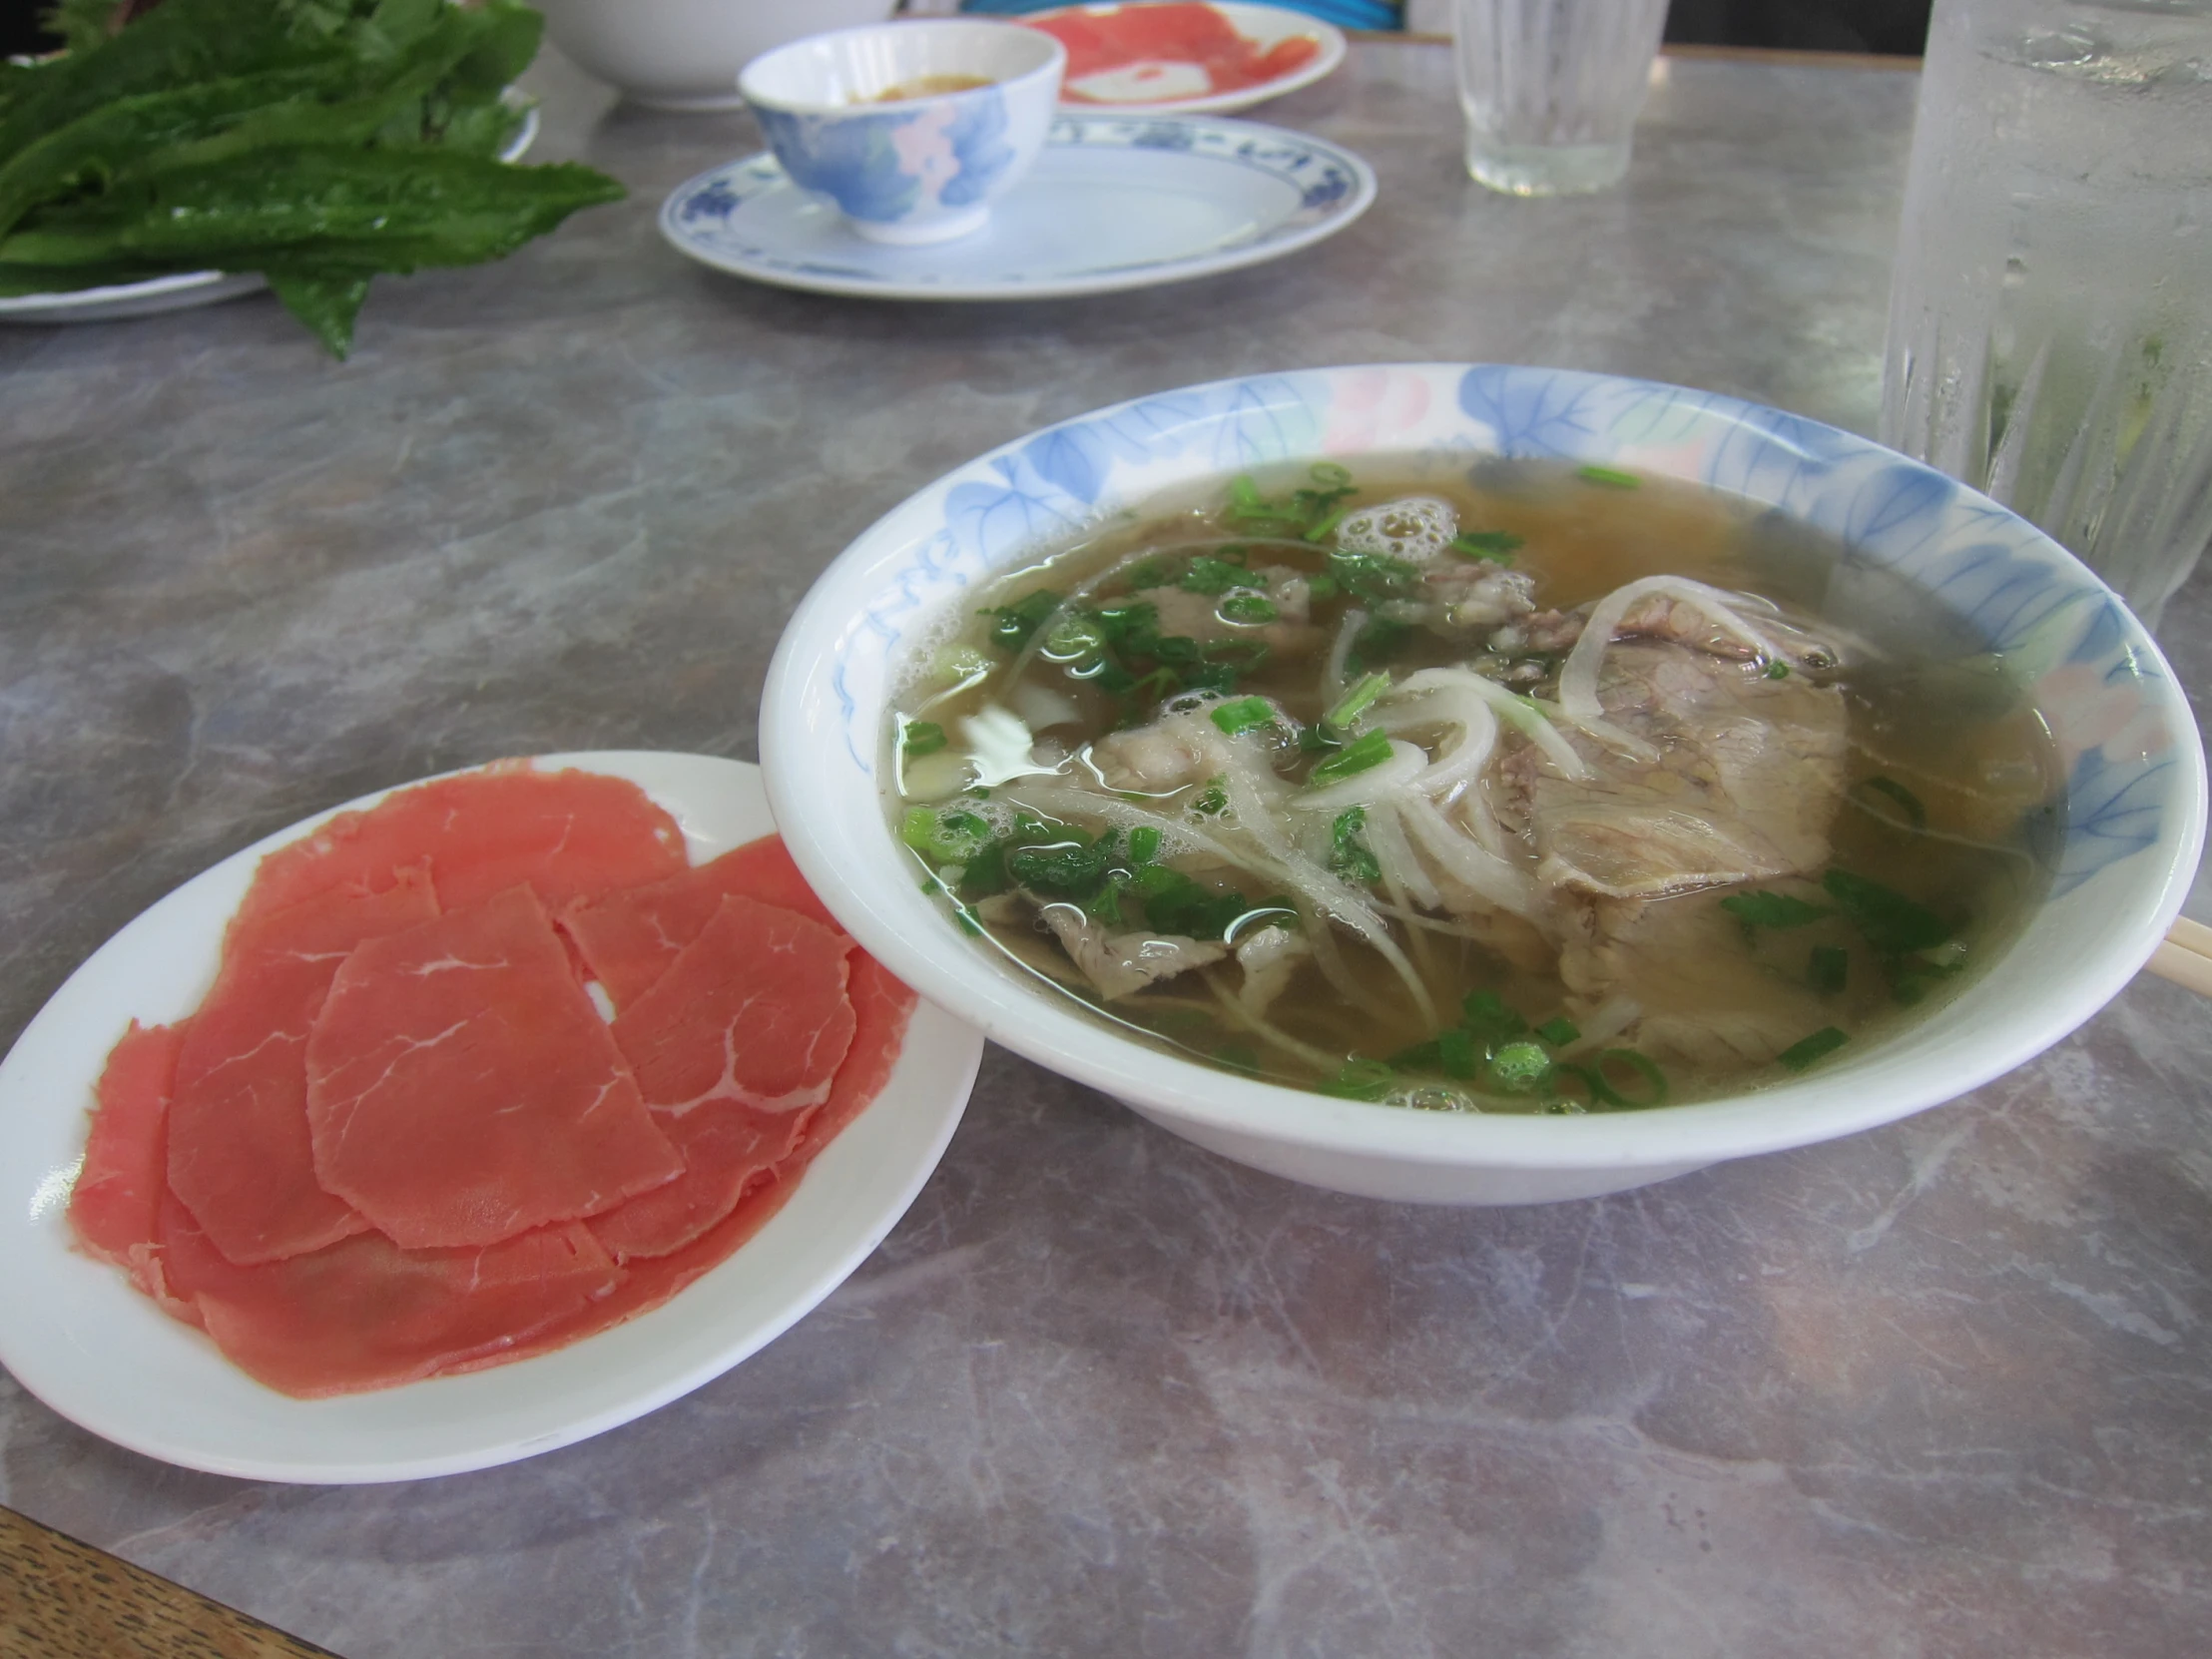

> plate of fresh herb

[{"left": 0, "top": 0, "right": 620, "bottom": 355}]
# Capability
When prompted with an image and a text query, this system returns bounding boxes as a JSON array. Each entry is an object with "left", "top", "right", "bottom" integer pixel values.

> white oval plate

[
  {"left": 0, "top": 752, "right": 981, "bottom": 1483},
  {"left": 0, "top": 104, "right": 540, "bottom": 326},
  {"left": 1022, "top": 2, "right": 1348, "bottom": 115},
  {"left": 660, "top": 111, "right": 1374, "bottom": 302}
]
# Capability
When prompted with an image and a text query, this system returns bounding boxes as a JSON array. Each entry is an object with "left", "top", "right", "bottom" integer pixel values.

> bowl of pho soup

[{"left": 762, "top": 365, "right": 2205, "bottom": 1206}]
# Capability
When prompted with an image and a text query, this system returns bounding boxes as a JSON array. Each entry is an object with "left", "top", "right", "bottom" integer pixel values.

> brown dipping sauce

[{"left": 869, "top": 73, "right": 995, "bottom": 103}]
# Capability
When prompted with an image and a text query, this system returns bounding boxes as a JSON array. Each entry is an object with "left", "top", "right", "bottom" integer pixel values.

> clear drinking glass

[
  {"left": 1451, "top": 0, "right": 1671, "bottom": 196},
  {"left": 1881, "top": 0, "right": 2212, "bottom": 629}
]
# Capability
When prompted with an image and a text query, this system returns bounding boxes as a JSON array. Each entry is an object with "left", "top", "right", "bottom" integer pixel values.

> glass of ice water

[
  {"left": 1450, "top": 0, "right": 1671, "bottom": 196},
  {"left": 1881, "top": 0, "right": 2212, "bottom": 629}
]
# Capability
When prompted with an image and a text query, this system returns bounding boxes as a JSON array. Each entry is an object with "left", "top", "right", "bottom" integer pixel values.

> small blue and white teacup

[{"left": 740, "top": 20, "right": 1066, "bottom": 247}]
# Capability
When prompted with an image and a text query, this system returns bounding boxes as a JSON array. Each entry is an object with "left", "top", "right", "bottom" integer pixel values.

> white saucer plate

[
  {"left": 1028, "top": 2, "right": 1348, "bottom": 116},
  {"left": 0, "top": 104, "right": 541, "bottom": 326},
  {"left": 659, "top": 112, "right": 1376, "bottom": 302},
  {"left": 0, "top": 751, "right": 981, "bottom": 1484}
]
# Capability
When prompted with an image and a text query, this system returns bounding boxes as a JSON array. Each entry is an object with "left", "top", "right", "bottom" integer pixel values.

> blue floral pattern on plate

[{"left": 805, "top": 365, "right": 2204, "bottom": 923}]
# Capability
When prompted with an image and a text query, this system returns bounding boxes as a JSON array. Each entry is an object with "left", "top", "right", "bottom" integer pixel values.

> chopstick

[{"left": 2146, "top": 916, "right": 2212, "bottom": 999}]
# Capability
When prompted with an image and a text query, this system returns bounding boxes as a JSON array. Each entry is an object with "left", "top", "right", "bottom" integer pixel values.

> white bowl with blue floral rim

[
  {"left": 740, "top": 20, "right": 1066, "bottom": 247},
  {"left": 762, "top": 364, "right": 2208, "bottom": 1206}
]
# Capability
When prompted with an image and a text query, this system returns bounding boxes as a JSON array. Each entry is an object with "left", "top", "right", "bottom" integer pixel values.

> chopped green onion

[
  {"left": 1181, "top": 557, "right": 1244, "bottom": 595},
  {"left": 1307, "top": 574, "right": 1340, "bottom": 601},
  {"left": 1084, "top": 877, "right": 1126, "bottom": 926},
  {"left": 981, "top": 589, "right": 1062, "bottom": 652},
  {"left": 1597, "top": 1049, "right": 1669, "bottom": 1107},
  {"left": 1211, "top": 697, "right": 1276, "bottom": 736},
  {"left": 1229, "top": 475, "right": 1268, "bottom": 516},
  {"left": 1822, "top": 868, "right": 1949, "bottom": 955},
  {"left": 1347, "top": 616, "right": 1409, "bottom": 673},
  {"left": 1535, "top": 1016, "right": 1581, "bottom": 1047},
  {"left": 1220, "top": 592, "right": 1279, "bottom": 625},
  {"left": 1325, "top": 670, "right": 1392, "bottom": 730},
  {"left": 1008, "top": 832, "right": 1112, "bottom": 895},
  {"left": 1449, "top": 530, "right": 1523, "bottom": 563},
  {"left": 1576, "top": 464, "right": 1640, "bottom": 489},
  {"left": 1310, "top": 461, "right": 1353, "bottom": 488},
  {"left": 1129, "top": 826, "right": 1162, "bottom": 864},
  {"left": 1719, "top": 889, "right": 1831, "bottom": 931},
  {"left": 900, "top": 807, "right": 993, "bottom": 864},
  {"left": 1327, "top": 806, "right": 1382, "bottom": 883},
  {"left": 1809, "top": 944, "right": 1849, "bottom": 994},
  {"left": 1460, "top": 990, "right": 1528, "bottom": 1045},
  {"left": 1552, "top": 1061, "right": 1623, "bottom": 1109},
  {"left": 1764, "top": 660, "right": 1792, "bottom": 680},
  {"left": 1304, "top": 508, "right": 1349, "bottom": 543},
  {"left": 1120, "top": 557, "right": 1170, "bottom": 590},
  {"left": 932, "top": 644, "right": 994, "bottom": 684},
  {"left": 1856, "top": 776, "right": 1930, "bottom": 832},
  {"left": 1321, "top": 1058, "right": 1396, "bottom": 1102},
  {"left": 1327, "top": 548, "right": 1419, "bottom": 605},
  {"left": 900, "top": 720, "right": 947, "bottom": 759},
  {"left": 1190, "top": 777, "right": 1229, "bottom": 816},
  {"left": 1041, "top": 614, "right": 1106, "bottom": 663},
  {"left": 1307, "top": 729, "right": 1393, "bottom": 787},
  {"left": 1487, "top": 1039, "right": 1551, "bottom": 1094},
  {"left": 1436, "top": 1026, "right": 1480, "bottom": 1080},
  {"left": 1778, "top": 1027, "right": 1849, "bottom": 1072}
]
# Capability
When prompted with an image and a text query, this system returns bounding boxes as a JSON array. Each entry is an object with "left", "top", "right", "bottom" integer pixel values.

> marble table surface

[{"left": 3, "top": 38, "right": 2208, "bottom": 1659}]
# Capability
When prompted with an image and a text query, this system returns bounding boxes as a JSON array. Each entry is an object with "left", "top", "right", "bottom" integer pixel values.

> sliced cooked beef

[
  {"left": 1039, "top": 903, "right": 1227, "bottom": 999},
  {"left": 1505, "top": 640, "right": 1848, "bottom": 901},
  {"left": 1499, "top": 631, "right": 1850, "bottom": 1065}
]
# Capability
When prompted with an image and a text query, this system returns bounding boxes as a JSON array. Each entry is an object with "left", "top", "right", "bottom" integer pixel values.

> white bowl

[
  {"left": 762, "top": 364, "right": 2207, "bottom": 1207},
  {"left": 740, "top": 20, "right": 1065, "bottom": 246},
  {"left": 536, "top": 0, "right": 898, "bottom": 113}
]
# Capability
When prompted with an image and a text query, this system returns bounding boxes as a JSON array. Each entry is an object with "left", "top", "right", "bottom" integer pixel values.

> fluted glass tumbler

[
  {"left": 1881, "top": 0, "right": 2212, "bottom": 629},
  {"left": 1451, "top": 0, "right": 1670, "bottom": 197}
]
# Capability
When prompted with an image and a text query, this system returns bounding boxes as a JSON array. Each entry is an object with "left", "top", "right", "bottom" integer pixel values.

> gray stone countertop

[{"left": 3, "top": 39, "right": 2208, "bottom": 1659}]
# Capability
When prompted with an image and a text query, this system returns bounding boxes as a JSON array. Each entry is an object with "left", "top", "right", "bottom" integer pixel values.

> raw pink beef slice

[
  {"left": 166, "top": 867, "right": 440, "bottom": 1265},
  {"left": 68, "top": 1020, "right": 190, "bottom": 1309},
  {"left": 610, "top": 893, "right": 857, "bottom": 1115},
  {"left": 159, "top": 1190, "right": 623, "bottom": 1399},
  {"left": 586, "top": 1104, "right": 808, "bottom": 1264},
  {"left": 305, "top": 885, "right": 682, "bottom": 1250},
  {"left": 561, "top": 834, "right": 843, "bottom": 1010},
  {"left": 238, "top": 764, "right": 688, "bottom": 926}
]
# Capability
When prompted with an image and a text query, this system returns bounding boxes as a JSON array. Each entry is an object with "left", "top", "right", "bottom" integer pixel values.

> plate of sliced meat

[{"left": 0, "top": 753, "right": 981, "bottom": 1483}]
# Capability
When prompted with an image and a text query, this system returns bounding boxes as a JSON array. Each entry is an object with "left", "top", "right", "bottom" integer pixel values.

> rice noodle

[{"left": 1557, "top": 576, "right": 1794, "bottom": 742}]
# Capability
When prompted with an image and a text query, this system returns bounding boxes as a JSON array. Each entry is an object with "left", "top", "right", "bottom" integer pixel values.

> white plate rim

[
  {"left": 657, "top": 112, "right": 1377, "bottom": 302},
  {"left": 1028, "top": 1, "right": 1349, "bottom": 116},
  {"left": 0, "top": 102, "right": 542, "bottom": 324},
  {"left": 0, "top": 751, "right": 981, "bottom": 1483}
]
